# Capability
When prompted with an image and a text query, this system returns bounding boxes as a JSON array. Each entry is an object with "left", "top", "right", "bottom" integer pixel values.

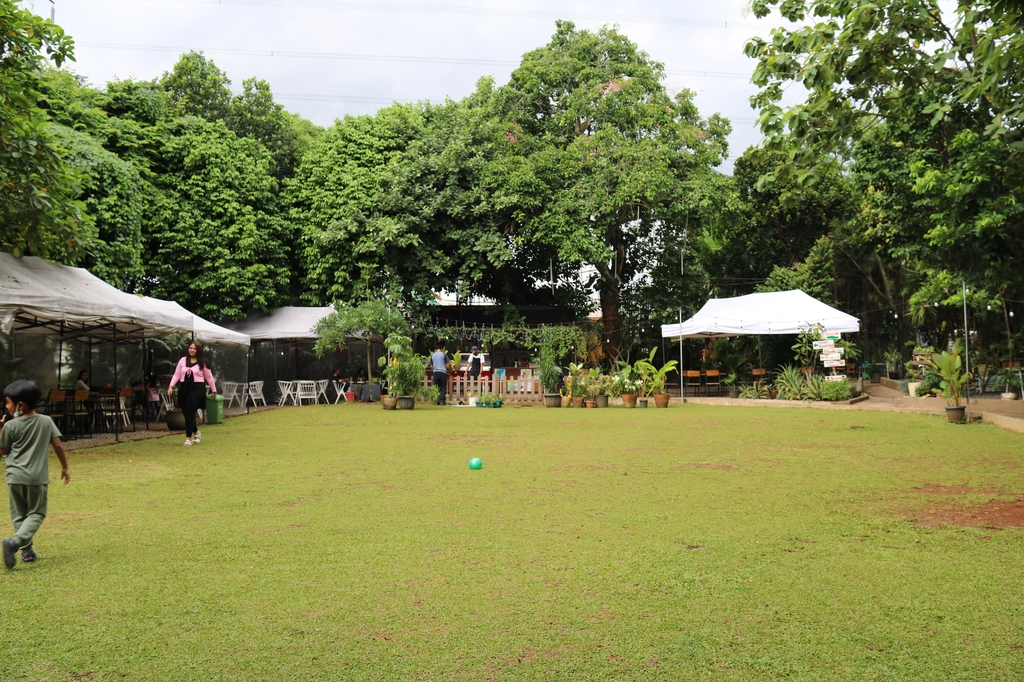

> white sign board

[
  {"left": 824, "top": 359, "right": 846, "bottom": 368},
  {"left": 821, "top": 352, "right": 843, "bottom": 362},
  {"left": 824, "top": 330, "right": 842, "bottom": 340},
  {"left": 825, "top": 375, "right": 846, "bottom": 382},
  {"left": 812, "top": 339, "right": 835, "bottom": 350}
]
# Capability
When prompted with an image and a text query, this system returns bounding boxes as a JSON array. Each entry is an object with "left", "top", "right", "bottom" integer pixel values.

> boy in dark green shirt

[{"left": 0, "top": 380, "right": 70, "bottom": 569}]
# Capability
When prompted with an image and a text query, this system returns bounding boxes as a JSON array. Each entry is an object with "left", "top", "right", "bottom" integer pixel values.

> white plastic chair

[
  {"left": 296, "top": 381, "right": 318, "bottom": 405},
  {"left": 158, "top": 391, "right": 174, "bottom": 421},
  {"left": 248, "top": 381, "right": 266, "bottom": 407},
  {"left": 315, "top": 380, "right": 329, "bottom": 404},
  {"left": 277, "top": 380, "right": 295, "bottom": 407},
  {"left": 221, "top": 382, "right": 241, "bottom": 408},
  {"left": 332, "top": 380, "right": 350, "bottom": 404}
]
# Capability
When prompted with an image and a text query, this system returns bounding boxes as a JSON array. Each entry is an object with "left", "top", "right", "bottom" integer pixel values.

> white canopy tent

[
  {"left": 141, "top": 297, "right": 250, "bottom": 347},
  {"left": 661, "top": 290, "right": 860, "bottom": 339},
  {"left": 0, "top": 252, "right": 194, "bottom": 340},
  {"left": 223, "top": 306, "right": 333, "bottom": 340}
]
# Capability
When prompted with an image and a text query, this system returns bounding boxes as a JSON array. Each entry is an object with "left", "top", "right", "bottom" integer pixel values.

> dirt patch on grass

[
  {"left": 679, "top": 463, "right": 737, "bottom": 471},
  {"left": 906, "top": 499, "right": 1024, "bottom": 528},
  {"left": 906, "top": 484, "right": 1007, "bottom": 495}
]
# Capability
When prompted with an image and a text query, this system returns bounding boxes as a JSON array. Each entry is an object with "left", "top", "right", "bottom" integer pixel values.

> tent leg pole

[
  {"left": 57, "top": 322, "right": 64, "bottom": 389},
  {"left": 113, "top": 326, "right": 119, "bottom": 442},
  {"left": 678, "top": 308, "right": 683, "bottom": 399}
]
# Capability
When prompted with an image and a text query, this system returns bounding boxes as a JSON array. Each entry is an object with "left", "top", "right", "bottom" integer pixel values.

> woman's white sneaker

[
  {"left": 183, "top": 439, "right": 193, "bottom": 446},
  {"left": 193, "top": 431, "right": 201, "bottom": 443}
]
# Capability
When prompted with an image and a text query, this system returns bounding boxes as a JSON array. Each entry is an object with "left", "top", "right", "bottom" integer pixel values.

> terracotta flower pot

[
  {"left": 595, "top": 395, "right": 609, "bottom": 408},
  {"left": 585, "top": 400, "right": 596, "bottom": 408},
  {"left": 544, "top": 394, "right": 561, "bottom": 408},
  {"left": 653, "top": 393, "right": 670, "bottom": 408},
  {"left": 571, "top": 396, "right": 584, "bottom": 408},
  {"left": 622, "top": 393, "right": 637, "bottom": 408}
]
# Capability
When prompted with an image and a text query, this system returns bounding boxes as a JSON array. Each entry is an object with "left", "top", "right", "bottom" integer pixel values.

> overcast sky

[{"left": 33, "top": 0, "right": 801, "bottom": 173}]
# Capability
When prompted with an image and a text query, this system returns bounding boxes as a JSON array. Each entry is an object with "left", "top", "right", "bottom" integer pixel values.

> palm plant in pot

[
  {"left": 929, "top": 340, "right": 969, "bottom": 423},
  {"left": 539, "top": 352, "right": 562, "bottom": 408},
  {"left": 720, "top": 353, "right": 747, "bottom": 399},
  {"left": 596, "top": 374, "right": 613, "bottom": 408}
]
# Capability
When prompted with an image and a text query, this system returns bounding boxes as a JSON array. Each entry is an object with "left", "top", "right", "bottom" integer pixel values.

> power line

[
  {"left": 78, "top": 42, "right": 755, "bottom": 79},
  {"left": 135, "top": 0, "right": 771, "bottom": 30}
]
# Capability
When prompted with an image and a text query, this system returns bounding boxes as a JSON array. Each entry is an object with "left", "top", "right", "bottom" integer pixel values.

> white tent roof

[
  {"left": 0, "top": 252, "right": 195, "bottom": 340},
  {"left": 661, "top": 290, "right": 860, "bottom": 339},
  {"left": 223, "top": 306, "right": 333, "bottom": 340},
  {"left": 141, "top": 297, "right": 250, "bottom": 347}
]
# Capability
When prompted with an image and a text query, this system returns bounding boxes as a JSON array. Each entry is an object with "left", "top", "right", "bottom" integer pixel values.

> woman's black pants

[{"left": 179, "top": 383, "right": 206, "bottom": 437}]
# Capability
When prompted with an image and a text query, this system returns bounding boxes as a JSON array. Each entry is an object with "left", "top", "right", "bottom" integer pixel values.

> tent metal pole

[
  {"left": 963, "top": 281, "right": 971, "bottom": 423},
  {"left": 57, "top": 322, "right": 64, "bottom": 389},
  {"left": 113, "top": 325, "right": 119, "bottom": 442},
  {"left": 678, "top": 308, "right": 683, "bottom": 399}
]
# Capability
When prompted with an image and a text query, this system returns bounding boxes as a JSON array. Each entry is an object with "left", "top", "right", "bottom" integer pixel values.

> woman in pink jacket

[{"left": 167, "top": 341, "right": 216, "bottom": 446}]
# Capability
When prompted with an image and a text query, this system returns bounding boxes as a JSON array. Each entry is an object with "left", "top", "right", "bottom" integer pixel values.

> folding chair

[
  {"left": 277, "top": 381, "right": 295, "bottom": 407},
  {"left": 683, "top": 370, "right": 702, "bottom": 397},
  {"left": 332, "top": 380, "right": 349, "bottom": 404},
  {"left": 296, "top": 381, "right": 318, "bottom": 405},
  {"left": 158, "top": 391, "right": 174, "bottom": 421},
  {"left": 315, "top": 379, "right": 330, "bottom": 404},
  {"left": 69, "top": 390, "right": 92, "bottom": 438},
  {"left": 46, "top": 390, "right": 69, "bottom": 438},
  {"left": 118, "top": 387, "right": 135, "bottom": 430},
  {"left": 248, "top": 381, "right": 267, "bottom": 407},
  {"left": 704, "top": 370, "right": 722, "bottom": 396},
  {"left": 221, "top": 382, "right": 240, "bottom": 408}
]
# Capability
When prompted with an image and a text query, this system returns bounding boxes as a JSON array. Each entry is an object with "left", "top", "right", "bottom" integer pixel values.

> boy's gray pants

[{"left": 8, "top": 484, "right": 47, "bottom": 550}]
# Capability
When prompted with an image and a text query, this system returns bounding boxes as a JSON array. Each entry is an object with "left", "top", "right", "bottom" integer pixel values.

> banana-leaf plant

[
  {"left": 929, "top": 340, "right": 969, "bottom": 406},
  {"left": 635, "top": 349, "right": 679, "bottom": 397}
]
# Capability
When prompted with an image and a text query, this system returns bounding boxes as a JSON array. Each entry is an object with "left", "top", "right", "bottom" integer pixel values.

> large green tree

[
  {"left": 144, "top": 116, "right": 291, "bottom": 320},
  {"left": 226, "top": 78, "right": 304, "bottom": 179},
  {"left": 0, "top": 0, "right": 91, "bottom": 259},
  {"left": 745, "top": 0, "right": 1024, "bottom": 356},
  {"left": 486, "top": 21, "right": 730, "bottom": 359},
  {"left": 160, "top": 51, "right": 232, "bottom": 121}
]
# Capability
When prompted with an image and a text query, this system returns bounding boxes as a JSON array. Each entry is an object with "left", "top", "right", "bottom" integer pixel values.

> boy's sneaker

[
  {"left": 183, "top": 439, "right": 193, "bottom": 447},
  {"left": 2, "top": 539, "right": 16, "bottom": 570},
  {"left": 21, "top": 549, "right": 36, "bottom": 563},
  {"left": 193, "top": 431, "right": 201, "bottom": 443}
]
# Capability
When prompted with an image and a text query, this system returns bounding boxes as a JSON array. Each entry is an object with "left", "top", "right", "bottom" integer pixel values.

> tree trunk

[
  {"left": 365, "top": 339, "right": 373, "bottom": 381},
  {"left": 599, "top": 285, "right": 622, "bottom": 365}
]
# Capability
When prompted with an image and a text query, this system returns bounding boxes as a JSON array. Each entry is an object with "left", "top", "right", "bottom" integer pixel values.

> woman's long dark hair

[{"left": 185, "top": 341, "right": 209, "bottom": 369}]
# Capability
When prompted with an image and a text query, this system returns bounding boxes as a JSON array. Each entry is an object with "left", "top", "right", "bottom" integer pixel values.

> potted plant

[
  {"left": 612, "top": 362, "right": 638, "bottom": 407},
  {"left": 883, "top": 348, "right": 902, "bottom": 380},
  {"left": 719, "top": 353, "right": 746, "bottom": 399},
  {"left": 595, "top": 374, "right": 612, "bottom": 408},
  {"left": 378, "top": 334, "right": 426, "bottom": 410},
  {"left": 929, "top": 340, "right": 969, "bottom": 423},
  {"left": 998, "top": 368, "right": 1021, "bottom": 400},
  {"left": 568, "top": 363, "right": 586, "bottom": 408},
  {"left": 539, "top": 352, "right": 562, "bottom": 408},
  {"left": 635, "top": 349, "right": 678, "bottom": 408},
  {"left": 584, "top": 369, "right": 601, "bottom": 408}
]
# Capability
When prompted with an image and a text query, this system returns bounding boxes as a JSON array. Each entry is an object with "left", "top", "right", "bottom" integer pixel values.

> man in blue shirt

[{"left": 429, "top": 344, "right": 451, "bottom": 405}]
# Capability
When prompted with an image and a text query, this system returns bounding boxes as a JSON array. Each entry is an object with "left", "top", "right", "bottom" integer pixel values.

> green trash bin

[{"left": 205, "top": 394, "right": 224, "bottom": 424}]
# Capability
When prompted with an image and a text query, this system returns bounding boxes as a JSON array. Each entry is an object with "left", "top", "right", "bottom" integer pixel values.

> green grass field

[{"left": 2, "top": 403, "right": 1023, "bottom": 680}]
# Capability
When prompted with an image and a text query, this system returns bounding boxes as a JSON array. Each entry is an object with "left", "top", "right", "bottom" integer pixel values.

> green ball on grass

[{"left": 468, "top": 458, "right": 483, "bottom": 470}]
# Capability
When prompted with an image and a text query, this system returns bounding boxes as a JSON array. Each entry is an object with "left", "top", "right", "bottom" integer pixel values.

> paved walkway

[{"left": 684, "top": 382, "right": 1024, "bottom": 434}]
